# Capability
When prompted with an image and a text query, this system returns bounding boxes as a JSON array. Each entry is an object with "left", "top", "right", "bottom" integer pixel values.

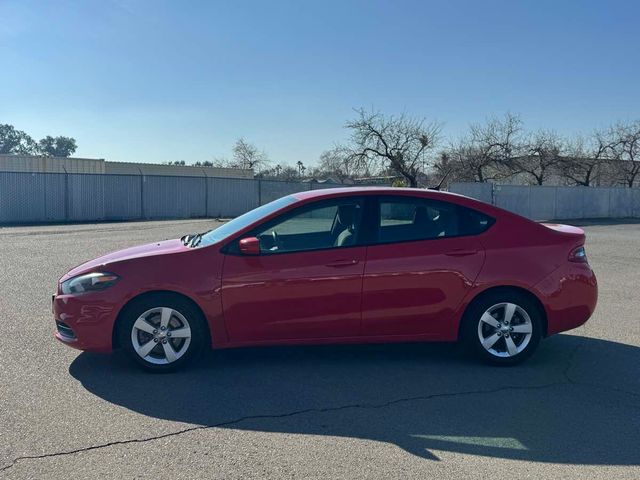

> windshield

[{"left": 198, "top": 195, "right": 297, "bottom": 247}]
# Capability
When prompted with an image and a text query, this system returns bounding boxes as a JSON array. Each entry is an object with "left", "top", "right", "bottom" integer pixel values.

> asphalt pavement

[{"left": 0, "top": 219, "right": 638, "bottom": 479}]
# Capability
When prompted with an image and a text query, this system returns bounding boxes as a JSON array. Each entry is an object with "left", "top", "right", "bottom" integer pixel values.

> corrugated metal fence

[
  {"left": 0, "top": 171, "right": 346, "bottom": 224},
  {"left": 6, "top": 173, "right": 637, "bottom": 224},
  {"left": 449, "top": 182, "right": 640, "bottom": 220}
]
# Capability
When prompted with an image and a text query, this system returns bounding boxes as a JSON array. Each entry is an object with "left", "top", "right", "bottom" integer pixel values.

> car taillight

[{"left": 569, "top": 245, "right": 588, "bottom": 263}]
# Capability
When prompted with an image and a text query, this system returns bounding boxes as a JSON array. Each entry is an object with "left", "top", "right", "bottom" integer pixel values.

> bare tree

[
  {"left": 210, "top": 157, "right": 233, "bottom": 168},
  {"left": 515, "top": 130, "right": 563, "bottom": 185},
  {"left": 440, "top": 113, "right": 524, "bottom": 183},
  {"left": 469, "top": 112, "right": 524, "bottom": 180},
  {"left": 274, "top": 164, "right": 300, "bottom": 181},
  {"left": 259, "top": 163, "right": 303, "bottom": 181},
  {"left": 560, "top": 131, "right": 612, "bottom": 186},
  {"left": 208, "top": 138, "right": 270, "bottom": 172},
  {"left": 232, "top": 138, "right": 270, "bottom": 171},
  {"left": 608, "top": 120, "right": 640, "bottom": 187},
  {"left": 437, "top": 142, "right": 496, "bottom": 183},
  {"left": 316, "top": 146, "right": 367, "bottom": 183},
  {"left": 431, "top": 152, "right": 461, "bottom": 188},
  {"left": 343, "top": 109, "right": 441, "bottom": 187}
]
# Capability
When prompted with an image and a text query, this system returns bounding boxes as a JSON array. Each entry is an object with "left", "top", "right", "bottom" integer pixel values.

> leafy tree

[
  {"left": 0, "top": 124, "right": 38, "bottom": 154},
  {"left": 38, "top": 136, "right": 77, "bottom": 157}
]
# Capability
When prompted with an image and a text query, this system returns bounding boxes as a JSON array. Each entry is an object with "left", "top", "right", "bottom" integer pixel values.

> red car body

[{"left": 53, "top": 187, "right": 597, "bottom": 356}]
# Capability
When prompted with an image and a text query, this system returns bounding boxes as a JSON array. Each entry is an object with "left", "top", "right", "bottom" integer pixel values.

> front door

[{"left": 221, "top": 197, "right": 366, "bottom": 342}]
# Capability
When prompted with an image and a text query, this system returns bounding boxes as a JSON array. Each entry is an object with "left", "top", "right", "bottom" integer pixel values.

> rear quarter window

[{"left": 457, "top": 205, "right": 495, "bottom": 236}]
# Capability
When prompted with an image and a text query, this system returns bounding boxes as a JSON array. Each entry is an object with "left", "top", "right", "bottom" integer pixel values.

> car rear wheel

[
  {"left": 118, "top": 295, "right": 207, "bottom": 372},
  {"left": 463, "top": 291, "right": 542, "bottom": 365}
]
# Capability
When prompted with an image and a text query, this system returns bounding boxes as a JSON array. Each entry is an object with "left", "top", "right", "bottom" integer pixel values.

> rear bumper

[
  {"left": 535, "top": 263, "right": 598, "bottom": 336},
  {"left": 52, "top": 293, "right": 118, "bottom": 353}
]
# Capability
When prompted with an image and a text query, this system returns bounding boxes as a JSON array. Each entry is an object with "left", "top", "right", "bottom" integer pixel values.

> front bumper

[{"left": 52, "top": 293, "right": 118, "bottom": 352}]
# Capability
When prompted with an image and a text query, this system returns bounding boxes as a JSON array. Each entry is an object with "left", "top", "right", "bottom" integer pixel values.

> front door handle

[
  {"left": 445, "top": 249, "right": 478, "bottom": 257},
  {"left": 326, "top": 259, "right": 359, "bottom": 267}
]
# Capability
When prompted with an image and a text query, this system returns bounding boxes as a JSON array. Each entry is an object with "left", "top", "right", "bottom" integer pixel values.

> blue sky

[{"left": 1, "top": 0, "right": 638, "bottom": 166}]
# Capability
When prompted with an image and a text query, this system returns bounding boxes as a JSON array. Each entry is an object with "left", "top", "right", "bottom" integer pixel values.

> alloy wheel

[
  {"left": 130, "top": 307, "right": 192, "bottom": 365},
  {"left": 477, "top": 302, "right": 533, "bottom": 358}
]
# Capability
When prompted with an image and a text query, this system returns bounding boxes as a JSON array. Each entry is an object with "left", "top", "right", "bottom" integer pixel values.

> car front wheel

[
  {"left": 118, "top": 295, "right": 207, "bottom": 372},
  {"left": 463, "top": 292, "right": 542, "bottom": 365}
]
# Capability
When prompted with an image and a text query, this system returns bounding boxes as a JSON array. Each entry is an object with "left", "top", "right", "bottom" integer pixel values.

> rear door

[{"left": 361, "top": 195, "right": 490, "bottom": 338}]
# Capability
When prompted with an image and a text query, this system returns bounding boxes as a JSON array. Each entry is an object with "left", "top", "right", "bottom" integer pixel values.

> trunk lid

[{"left": 540, "top": 223, "right": 585, "bottom": 237}]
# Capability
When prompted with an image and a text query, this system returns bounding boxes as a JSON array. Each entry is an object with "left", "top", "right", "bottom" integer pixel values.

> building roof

[{"left": 0, "top": 154, "right": 254, "bottom": 178}]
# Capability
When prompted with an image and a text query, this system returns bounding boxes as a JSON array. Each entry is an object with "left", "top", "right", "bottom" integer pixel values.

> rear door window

[{"left": 375, "top": 196, "right": 493, "bottom": 244}]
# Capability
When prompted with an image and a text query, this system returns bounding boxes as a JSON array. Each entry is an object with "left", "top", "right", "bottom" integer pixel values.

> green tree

[
  {"left": 0, "top": 124, "right": 38, "bottom": 154},
  {"left": 38, "top": 136, "right": 77, "bottom": 157}
]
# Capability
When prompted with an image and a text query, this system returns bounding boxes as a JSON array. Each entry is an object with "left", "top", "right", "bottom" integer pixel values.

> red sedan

[{"left": 53, "top": 187, "right": 597, "bottom": 371}]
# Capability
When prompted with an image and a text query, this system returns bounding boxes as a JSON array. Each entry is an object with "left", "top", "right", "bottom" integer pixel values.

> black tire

[
  {"left": 117, "top": 293, "right": 208, "bottom": 372},
  {"left": 461, "top": 290, "right": 543, "bottom": 366}
]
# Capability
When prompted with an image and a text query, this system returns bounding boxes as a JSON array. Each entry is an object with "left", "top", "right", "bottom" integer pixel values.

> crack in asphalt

[
  {"left": 0, "top": 381, "right": 565, "bottom": 474},
  {"left": 2, "top": 337, "right": 638, "bottom": 474}
]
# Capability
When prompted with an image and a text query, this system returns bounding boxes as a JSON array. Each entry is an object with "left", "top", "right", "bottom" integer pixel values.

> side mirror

[{"left": 238, "top": 236, "right": 261, "bottom": 255}]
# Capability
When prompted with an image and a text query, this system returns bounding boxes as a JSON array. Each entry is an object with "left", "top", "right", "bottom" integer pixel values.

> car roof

[
  {"left": 290, "top": 186, "right": 516, "bottom": 222},
  {"left": 292, "top": 186, "right": 469, "bottom": 202}
]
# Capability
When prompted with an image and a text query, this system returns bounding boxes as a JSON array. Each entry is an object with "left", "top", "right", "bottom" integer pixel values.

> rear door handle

[
  {"left": 326, "top": 259, "right": 359, "bottom": 267},
  {"left": 445, "top": 249, "right": 478, "bottom": 257}
]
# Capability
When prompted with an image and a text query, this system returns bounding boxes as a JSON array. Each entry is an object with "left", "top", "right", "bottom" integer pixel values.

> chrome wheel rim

[
  {"left": 131, "top": 307, "right": 192, "bottom": 365},
  {"left": 477, "top": 302, "right": 533, "bottom": 358}
]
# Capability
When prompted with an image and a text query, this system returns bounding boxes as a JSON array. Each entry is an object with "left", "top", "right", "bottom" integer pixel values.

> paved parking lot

[{"left": 0, "top": 219, "right": 639, "bottom": 479}]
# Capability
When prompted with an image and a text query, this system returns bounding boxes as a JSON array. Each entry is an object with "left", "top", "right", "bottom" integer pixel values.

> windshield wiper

[
  {"left": 188, "top": 233, "right": 204, "bottom": 247},
  {"left": 181, "top": 233, "right": 197, "bottom": 246},
  {"left": 182, "top": 229, "right": 214, "bottom": 248}
]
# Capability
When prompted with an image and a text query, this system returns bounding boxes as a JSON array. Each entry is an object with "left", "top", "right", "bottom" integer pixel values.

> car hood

[{"left": 63, "top": 239, "right": 188, "bottom": 279}]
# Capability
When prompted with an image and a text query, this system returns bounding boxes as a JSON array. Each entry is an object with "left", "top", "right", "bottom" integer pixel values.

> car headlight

[{"left": 60, "top": 272, "right": 120, "bottom": 295}]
